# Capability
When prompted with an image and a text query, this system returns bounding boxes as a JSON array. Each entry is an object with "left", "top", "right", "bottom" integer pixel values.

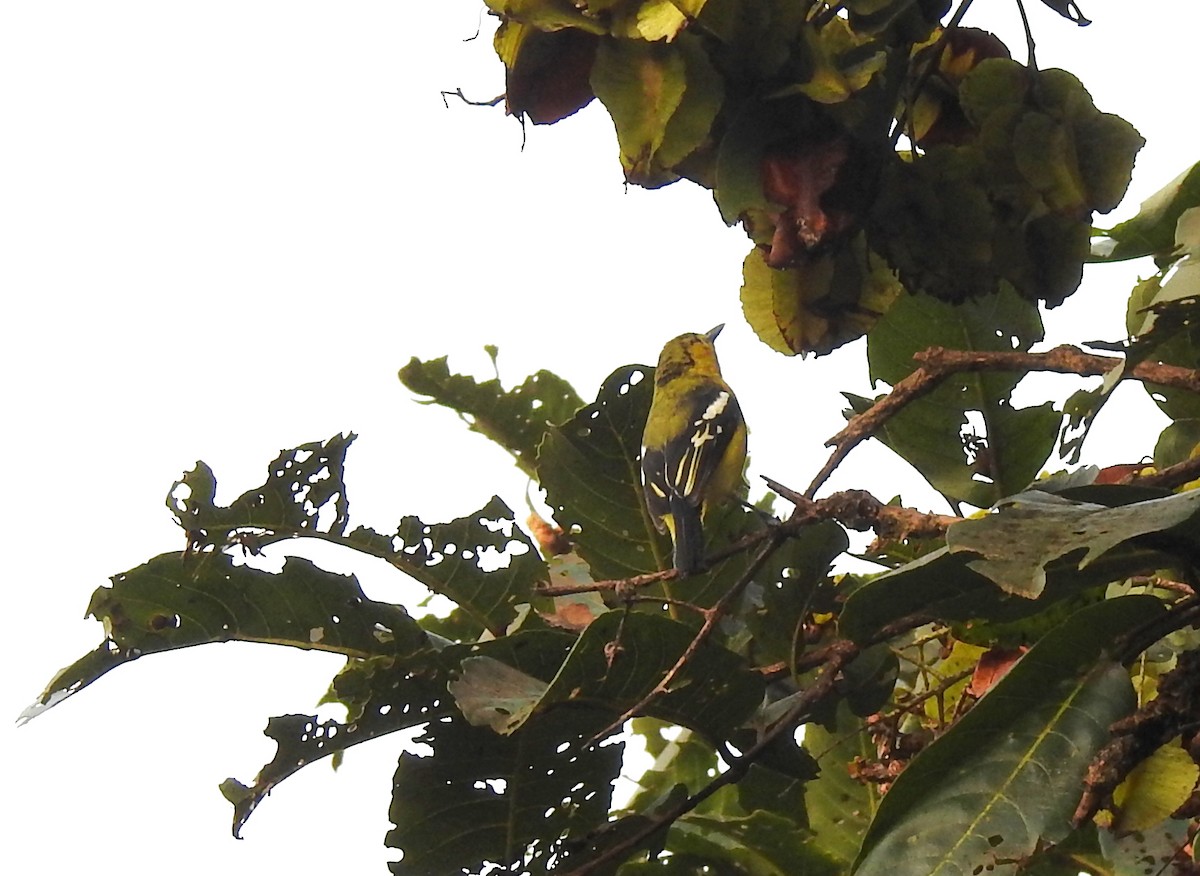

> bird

[{"left": 641, "top": 324, "right": 748, "bottom": 576}]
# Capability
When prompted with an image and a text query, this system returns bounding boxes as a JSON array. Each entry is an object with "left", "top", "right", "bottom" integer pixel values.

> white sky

[{"left": 2, "top": 2, "right": 1195, "bottom": 873}]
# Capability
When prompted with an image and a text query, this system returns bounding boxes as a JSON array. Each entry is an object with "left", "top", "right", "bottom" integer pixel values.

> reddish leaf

[
  {"left": 968, "top": 646, "right": 1028, "bottom": 698},
  {"left": 761, "top": 137, "right": 855, "bottom": 267},
  {"left": 506, "top": 28, "right": 598, "bottom": 125}
]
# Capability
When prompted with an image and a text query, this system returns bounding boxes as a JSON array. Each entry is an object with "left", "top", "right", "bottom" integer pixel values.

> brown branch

[
  {"left": 536, "top": 486, "right": 957, "bottom": 600},
  {"left": 585, "top": 530, "right": 790, "bottom": 745},
  {"left": 1121, "top": 454, "right": 1200, "bottom": 492},
  {"left": 767, "top": 478, "right": 961, "bottom": 541},
  {"left": 1073, "top": 646, "right": 1200, "bottom": 827},
  {"left": 805, "top": 344, "right": 1200, "bottom": 498}
]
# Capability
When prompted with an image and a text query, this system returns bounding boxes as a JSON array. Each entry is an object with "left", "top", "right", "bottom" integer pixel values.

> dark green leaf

[
  {"left": 349, "top": 495, "right": 549, "bottom": 636},
  {"left": 803, "top": 702, "right": 880, "bottom": 869},
  {"left": 1155, "top": 418, "right": 1200, "bottom": 469},
  {"left": 854, "top": 596, "right": 1164, "bottom": 876},
  {"left": 862, "top": 287, "right": 1056, "bottom": 507},
  {"left": 535, "top": 611, "right": 765, "bottom": 742},
  {"left": 661, "top": 810, "right": 840, "bottom": 876},
  {"left": 839, "top": 525, "right": 1171, "bottom": 645},
  {"left": 538, "top": 365, "right": 663, "bottom": 580},
  {"left": 386, "top": 710, "right": 623, "bottom": 875},
  {"left": 947, "top": 488, "right": 1200, "bottom": 597},
  {"left": 168, "top": 433, "right": 355, "bottom": 551},
  {"left": 398, "top": 355, "right": 583, "bottom": 477},
  {"left": 1036, "top": 0, "right": 1090, "bottom": 25},
  {"left": 24, "top": 552, "right": 429, "bottom": 721},
  {"left": 226, "top": 653, "right": 454, "bottom": 836}
]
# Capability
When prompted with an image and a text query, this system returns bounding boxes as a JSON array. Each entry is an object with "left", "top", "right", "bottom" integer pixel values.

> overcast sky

[{"left": 3, "top": 3, "right": 1196, "bottom": 873}]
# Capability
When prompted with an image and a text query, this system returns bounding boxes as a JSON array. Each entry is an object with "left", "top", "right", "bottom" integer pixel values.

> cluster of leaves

[
  {"left": 485, "top": 0, "right": 1142, "bottom": 355},
  {"left": 25, "top": 2, "right": 1200, "bottom": 876},
  {"left": 26, "top": 212, "right": 1200, "bottom": 871}
]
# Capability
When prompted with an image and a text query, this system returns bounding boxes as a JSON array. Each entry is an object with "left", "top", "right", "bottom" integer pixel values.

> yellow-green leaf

[{"left": 1112, "top": 739, "right": 1199, "bottom": 835}]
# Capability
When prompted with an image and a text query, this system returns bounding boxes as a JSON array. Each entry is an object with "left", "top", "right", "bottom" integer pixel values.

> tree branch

[
  {"left": 535, "top": 486, "right": 958, "bottom": 599},
  {"left": 805, "top": 344, "right": 1200, "bottom": 498},
  {"left": 567, "top": 640, "right": 862, "bottom": 875}
]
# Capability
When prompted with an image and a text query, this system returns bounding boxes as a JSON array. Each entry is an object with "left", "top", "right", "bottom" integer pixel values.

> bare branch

[
  {"left": 806, "top": 344, "right": 1200, "bottom": 498},
  {"left": 440, "top": 87, "right": 504, "bottom": 109}
]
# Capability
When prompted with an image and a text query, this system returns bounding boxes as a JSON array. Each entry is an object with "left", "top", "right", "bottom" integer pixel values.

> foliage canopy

[{"left": 25, "top": 1, "right": 1200, "bottom": 874}]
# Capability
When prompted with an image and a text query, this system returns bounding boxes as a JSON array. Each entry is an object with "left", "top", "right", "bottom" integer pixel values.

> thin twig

[
  {"left": 535, "top": 486, "right": 957, "bottom": 600},
  {"left": 585, "top": 531, "right": 790, "bottom": 745},
  {"left": 567, "top": 640, "right": 862, "bottom": 875},
  {"left": 806, "top": 344, "right": 1200, "bottom": 498},
  {"left": 440, "top": 87, "right": 504, "bottom": 110},
  {"left": 1013, "top": 0, "right": 1038, "bottom": 69}
]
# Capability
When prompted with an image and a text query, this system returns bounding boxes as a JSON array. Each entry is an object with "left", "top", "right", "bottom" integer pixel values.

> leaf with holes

[
  {"left": 22, "top": 552, "right": 429, "bottom": 723},
  {"left": 398, "top": 354, "right": 583, "bottom": 477},
  {"left": 168, "top": 439, "right": 548, "bottom": 635},
  {"left": 803, "top": 702, "right": 881, "bottom": 869},
  {"left": 168, "top": 433, "right": 354, "bottom": 550},
  {"left": 538, "top": 364, "right": 663, "bottom": 580},
  {"left": 386, "top": 710, "right": 623, "bottom": 875},
  {"left": 531, "top": 611, "right": 765, "bottom": 742},
  {"left": 445, "top": 628, "right": 577, "bottom": 734},
  {"left": 853, "top": 596, "right": 1164, "bottom": 876},
  {"left": 223, "top": 654, "right": 453, "bottom": 836},
  {"left": 348, "top": 495, "right": 549, "bottom": 636},
  {"left": 947, "top": 488, "right": 1200, "bottom": 598},
  {"left": 861, "top": 286, "right": 1058, "bottom": 508},
  {"left": 838, "top": 519, "right": 1172, "bottom": 646}
]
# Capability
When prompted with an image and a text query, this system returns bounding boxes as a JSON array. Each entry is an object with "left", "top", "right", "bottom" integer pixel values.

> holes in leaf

[{"left": 148, "top": 613, "right": 181, "bottom": 632}]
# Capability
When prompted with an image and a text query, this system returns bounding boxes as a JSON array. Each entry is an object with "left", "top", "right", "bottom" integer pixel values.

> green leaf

[
  {"left": 349, "top": 495, "right": 549, "bottom": 636},
  {"left": 1097, "top": 816, "right": 1193, "bottom": 876},
  {"left": 853, "top": 596, "right": 1165, "bottom": 876},
  {"left": 226, "top": 653, "right": 455, "bottom": 836},
  {"left": 169, "top": 438, "right": 548, "bottom": 634},
  {"left": 661, "top": 810, "right": 841, "bottom": 876},
  {"left": 399, "top": 354, "right": 584, "bottom": 477},
  {"left": 386, "top": 710, "right": 623, "bottom": 875},
  {"left": 484, "top": 0, "right": 608, "bottom": 34},
  {"left": 803, "top": 702, "right": 881, "bottom": 868},
  {"left": 1111, "top": 739, "right": 1199, "bottom": 835},
  {"left": 1095, "top": 161, "right": 1200, "bottom": 263},
  {"left": 24, "top": 552, "right": 429, "bottom": 722},
  {"left": 448, "top": 655, "right": 550, "bottom": 733},
  {"left": 626, "top": 720, "right": 720, "bottom": 795},
  {"left": 538, "top": 365, "right": 662, "bottom": 580},
  {"left": 590, "top": 38, "right": 691, "bottom": 187},
  {"left": 740, "top": 240, "right": 904, "bottom": 357},
  {"left": 168, "top": 433, "right": 355, "bottom": 551},
  {"left": 839, "top": 529, "right": 1168, "bottom": 646},
  {"left": 862, "top": 287, "right": 1057, "bottom": 507},
  {"left": 947, "top": 487, "right": 1200, "bottom": 598},
  {"left": 1155, "top": 418, "right": 1200, "bottom": 469},
  {"left": 534, "top": 611, "right": 765, "bottom": 741},
  {"left": 746, "top": 520, "right": 848, "bottom": 668}
]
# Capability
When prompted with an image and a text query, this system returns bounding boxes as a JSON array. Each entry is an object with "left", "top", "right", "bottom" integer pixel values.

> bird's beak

[{"left": 706, "top": 324, "right": 725, "bottom": 342}]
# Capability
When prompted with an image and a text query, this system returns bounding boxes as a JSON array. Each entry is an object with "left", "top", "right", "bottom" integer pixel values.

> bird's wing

[{"left": 660, "top": 385, "right": 741, "bottom": 508}]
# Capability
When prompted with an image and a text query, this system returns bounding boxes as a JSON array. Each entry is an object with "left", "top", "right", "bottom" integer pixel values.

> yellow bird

[{"left": 641, "top": 325, "right": 748, "bottom": 576}]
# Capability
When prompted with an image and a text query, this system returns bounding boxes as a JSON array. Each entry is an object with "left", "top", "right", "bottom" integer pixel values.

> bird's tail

[{"left": 669, "top": 494, "right": 706, "bottom": 577}]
